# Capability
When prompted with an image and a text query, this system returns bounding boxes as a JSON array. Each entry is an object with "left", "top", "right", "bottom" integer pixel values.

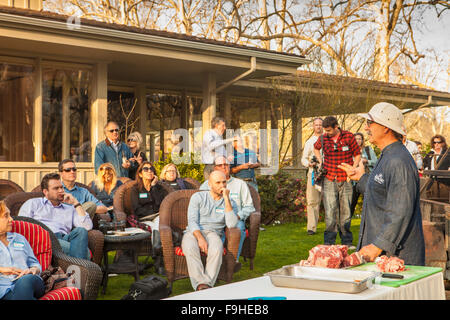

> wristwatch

[{"left": 74, "top": 203, "right": 82, "bottom": 209}]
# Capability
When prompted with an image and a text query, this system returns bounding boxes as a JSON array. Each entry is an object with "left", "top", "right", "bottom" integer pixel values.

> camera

[{"left": 312, "top": 156, "right": 327, "bottom": 184}]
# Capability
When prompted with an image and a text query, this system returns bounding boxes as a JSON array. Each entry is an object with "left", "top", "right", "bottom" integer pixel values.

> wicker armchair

[
  {"left": 182, "top": 177, "right": 201, "bottom": 189},
  {"left": 4, "top": 192, "right": 105, "bottom": 266},
  {"left": 0, "top": 179, "right": 24, "bottom": 200},
  {"left": 159, "top": 189, "right": 241, "bottom": 290},
  {"left": 12, "top": 216, "right": 103, "bottom": 300},
  {"left": 112, "top": 180, "right": 174, "bottom": 257},
  {"left": 240, "top": 184, "right": 261, "bottom": 270}
]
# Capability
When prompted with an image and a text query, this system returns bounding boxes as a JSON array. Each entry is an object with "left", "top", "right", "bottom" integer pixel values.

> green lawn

[{"left": 97, "top": 218, "right": 361, "bottom": 300}]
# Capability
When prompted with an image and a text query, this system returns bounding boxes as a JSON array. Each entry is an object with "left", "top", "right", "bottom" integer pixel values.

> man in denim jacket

[
  {"left": 94, "top": 121, "right": 137, "bottom": 178},
  {"left": 339, "top": 102, "right": 425, "bottom": 265}
]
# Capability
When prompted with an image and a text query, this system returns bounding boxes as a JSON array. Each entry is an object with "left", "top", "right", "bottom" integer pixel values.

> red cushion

[
  {"left": 174, "top": 246, "right": 226, "bottom": 256},
  {"left": 12, "top": 220, "right": 52, "bottom": 272},
  {"left": 39, "top": 287, "right": 82, "bottom": 300}
]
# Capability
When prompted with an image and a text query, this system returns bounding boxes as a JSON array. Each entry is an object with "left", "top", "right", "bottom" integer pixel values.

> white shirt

[
  {"left": 201, "top": 129, "right": 232, "bottom": 164},
  {"left": 301, "top": 135, "right": 321, "bottom": 173},
  {"left": 404, "top": 139, "right": 423, "bottom": 169}
]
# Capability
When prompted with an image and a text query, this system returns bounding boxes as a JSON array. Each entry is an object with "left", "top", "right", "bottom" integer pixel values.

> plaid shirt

[{"left": 314, "top": 129, "right": 361, "bottom": 182}]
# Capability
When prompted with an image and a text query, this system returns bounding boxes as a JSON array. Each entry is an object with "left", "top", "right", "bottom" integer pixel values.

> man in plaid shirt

[{"left": 314, "top": 116, "right": 361, "bottom": 247}]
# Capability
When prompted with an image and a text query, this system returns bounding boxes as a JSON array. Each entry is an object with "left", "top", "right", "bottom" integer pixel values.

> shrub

[
  {"left": 153, "top": 152, "right": 205, "bottom": 182},
  {"left": 256, "top": 171, "right": 307, "bottom": 225}
]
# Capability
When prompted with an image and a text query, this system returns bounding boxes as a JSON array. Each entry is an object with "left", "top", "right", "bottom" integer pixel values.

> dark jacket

[
  {"left": 94, "top": 139, "right": 137, "bottom": 178},
  {"left": 356, "top": 141, "right": 425, "bottom": 265}
]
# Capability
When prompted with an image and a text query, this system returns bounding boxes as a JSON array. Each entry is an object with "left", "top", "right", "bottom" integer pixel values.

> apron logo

[{"left": 374, "top": 173, "right": 384, "bottom": 184}]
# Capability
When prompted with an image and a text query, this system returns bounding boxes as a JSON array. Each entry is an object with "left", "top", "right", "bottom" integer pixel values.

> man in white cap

[{"left": 339, "top": 102, "right": 425, "bottom": 266}]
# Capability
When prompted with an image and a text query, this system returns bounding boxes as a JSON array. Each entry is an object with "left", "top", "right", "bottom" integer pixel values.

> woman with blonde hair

[
  {"left": 0, "top": 200, "right": 45, "bottom": 300},
  {"left": 159, "top": 163, "right": 193, "bottom": 190},
  {"left": 127, "top": 131, "right": 148, "bottom": 180},
  {"left": 90, "top": 162, "right": 123, "bottom": 209}
]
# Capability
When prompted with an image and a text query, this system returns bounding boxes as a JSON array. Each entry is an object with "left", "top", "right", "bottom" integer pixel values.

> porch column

[
  {"left": 259, "top": 103, "right": 267, "bottom": 166},
  {"left": 291, "top": 104, "right": 302, "bottom": 168},
  {"left": 33, "top": 57, "right": 42, "bottom": 164},
  {"left": 201, "top": 73, "right": 216, "bottom": 134},
  {"left": 90, "top": 62, "right": 108, "bottom": 162},
  {"left": 223, "top": 92, "right": 232, "bottom": 128},
  {"left": 136, "top": 85, "right": 147, "bottom": 152}
]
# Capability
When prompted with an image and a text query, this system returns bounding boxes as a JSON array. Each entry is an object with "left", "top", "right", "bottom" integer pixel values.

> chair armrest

[
  {"left": 225, "top": 227, "right": 241, "bottom": 260},
  {"left": 52, "top": 250, "right": 103, "bottom": 300},
  {"left": 87, "top": 230, "right": 104, "bottom": 265},
  {"left": 247, "top": 211, "right": 261, "bottom": 259}
]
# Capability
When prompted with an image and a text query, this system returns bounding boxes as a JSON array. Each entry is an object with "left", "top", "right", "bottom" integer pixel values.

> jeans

[
  {"left": 55, "top": 227, "right": 89, "bottom": 260},
  {"left": 2, "top": 274, "right": 45, "bottom": 300},
  {"left": 322, "top": 179, "right": 353, "bottom": 246}
]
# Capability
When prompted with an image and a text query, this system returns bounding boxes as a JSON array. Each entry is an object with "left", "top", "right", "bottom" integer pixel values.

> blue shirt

[
  {"left": 230, "top": 148, "right": 259, "bottom": 179},
  {"left": 186, "top": 191, "right": 239, "bottom": 237},
  {"left": 94, "top": 139, "right": 135, "bottom": 177},
  {"left": 18, "top": 197, "right": 93, "bottom": 235},
  {"left": 62, "top": 182, "right": 104, "bottom": 207},
  {"left": 0, "top": 233, "right": 42, "bottom": 299}
]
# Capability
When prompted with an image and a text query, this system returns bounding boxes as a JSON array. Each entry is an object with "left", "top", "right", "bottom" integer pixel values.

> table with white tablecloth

[{"left": 168, "top": 272, "right": 445, "bottom": 300}]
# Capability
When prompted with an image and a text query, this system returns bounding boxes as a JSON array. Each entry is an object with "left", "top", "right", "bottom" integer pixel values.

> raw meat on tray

[
  {"left": 299, "top": 245, "right": 363, "bottom": 269},
  {"left": 375, "top": 255, "right": 405, "bottom": 272}
]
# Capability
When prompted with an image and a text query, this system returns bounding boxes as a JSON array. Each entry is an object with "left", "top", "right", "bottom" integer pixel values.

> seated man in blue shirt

[
  {"left": 58, "top": 159, "right": 108, "bottom": 223},
  {"left": 200, "top": 156, "right": 255, "bottom": 262},
  {"left": 182, "top": 170, "right": 239, "bottom": 291},
  {"left": 19, "top": 173, "right": 93, "bottom": 260}
]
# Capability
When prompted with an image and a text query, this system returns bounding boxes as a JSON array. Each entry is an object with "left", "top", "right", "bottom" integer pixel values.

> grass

[{"left": 97, "top": 218, "right": 361, "bottom": 300}]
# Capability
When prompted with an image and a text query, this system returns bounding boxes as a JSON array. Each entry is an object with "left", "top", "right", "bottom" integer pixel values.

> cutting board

[{"left": 350, "top": 263, "right": 442, "bottom": 288}]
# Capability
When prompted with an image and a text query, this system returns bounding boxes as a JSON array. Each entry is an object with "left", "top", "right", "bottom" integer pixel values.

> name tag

[
  {"left": 215, "top": 207, "right": 225, "bottom": 214},
  {"left": 13, "top": 241, "right": 25, "bottom": 248},
  {"left": 342, "top": 146, "right": 349, "bottom": 151},
  {"left": 139, "top": 193, "right": 148, "bottom": 199},
  {"left": 230, "top": 192, "right": 239, "bottom": 199}
]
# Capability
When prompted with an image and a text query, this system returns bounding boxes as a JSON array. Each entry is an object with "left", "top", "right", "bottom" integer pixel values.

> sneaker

[{"left": 307, "top": 230, "right": 315, "bottom": 235}]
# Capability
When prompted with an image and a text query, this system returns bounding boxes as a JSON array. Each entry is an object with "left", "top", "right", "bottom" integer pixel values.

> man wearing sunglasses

[
  {"left": 94, "top": 121, "right": 137, "bottom": 178},
  {"left": 59, "top": 159, "right": 108, "bottom": 222},
  {"left": 313, "top": 116, "right": 361, "bottom": 249},
  {"left": 338, "top": 102, "right": 425, "bottom": 266}
]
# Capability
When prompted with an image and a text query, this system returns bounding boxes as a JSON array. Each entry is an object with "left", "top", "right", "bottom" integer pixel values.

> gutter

[{"left": 216, "top": 56, "right": 257, "bottom": 93}]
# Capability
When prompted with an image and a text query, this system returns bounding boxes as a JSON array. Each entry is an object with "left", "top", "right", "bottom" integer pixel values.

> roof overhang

[{"left": 0, "top": 8, "right": 311, "bottom": 88}]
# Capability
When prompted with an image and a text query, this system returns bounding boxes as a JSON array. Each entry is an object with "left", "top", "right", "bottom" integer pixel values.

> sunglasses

[
  {"left": 62, "top": 167, "right": 77, "bottom": 172},
  {"left": 108, "top": 128, "right": 119, "bottom": 133},
  {"left": 127, "top": 138, "right": 136, "bottom": 142},
  {"left": 366, "top": 119, "right": 375, "bottom": 126},
  {"left": 433, "top": 140, "right": 443, "bottom": 144},
  {"left": 99, "top": 167, "right": 113, "bottom": 171},
  {"left": 142, "top": 167, "right": 154, "bottom": 173}
]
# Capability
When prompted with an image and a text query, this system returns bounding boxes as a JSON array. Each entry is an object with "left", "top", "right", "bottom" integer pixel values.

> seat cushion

[
  {"left": 174, "top": 246, "right": 227, "bottom": 256},
  {"left": 12, "top": 220, "right": 52, "bottom": 272},
  {"left": 39, "top": 287, "right": 82, "bottom": 300}
]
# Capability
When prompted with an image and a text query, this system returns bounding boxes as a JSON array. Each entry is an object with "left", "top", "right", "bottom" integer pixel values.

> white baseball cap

[{"left": 358, "top": 102, "right": 406, "bottom": 136}]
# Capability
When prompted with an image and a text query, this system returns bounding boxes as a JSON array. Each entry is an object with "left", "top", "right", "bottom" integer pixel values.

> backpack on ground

[{"left": 121, "top": 275, "right": 170, "bottom": 300}]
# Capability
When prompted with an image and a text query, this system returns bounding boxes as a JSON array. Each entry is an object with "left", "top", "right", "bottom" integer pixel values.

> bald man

[{"left": 181, "top": 170, "right": 239, "bottom": 291}]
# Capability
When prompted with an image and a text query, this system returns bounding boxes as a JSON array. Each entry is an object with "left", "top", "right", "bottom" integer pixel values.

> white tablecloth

[{"left": 168, "top": 272, "right": 445, "bottom": 300}]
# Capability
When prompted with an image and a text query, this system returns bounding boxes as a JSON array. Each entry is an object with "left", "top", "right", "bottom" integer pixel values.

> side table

[{"left": 101, "top": 231, "right": 151, "bottom": 294}]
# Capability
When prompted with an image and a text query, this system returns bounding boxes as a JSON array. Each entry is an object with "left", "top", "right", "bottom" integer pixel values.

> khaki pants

[
  {"left": 306, "top": 171, "right": 322, "bottom": 232},
  {"left": 181, "top": 230, "right": 223, "bottom": 290}
]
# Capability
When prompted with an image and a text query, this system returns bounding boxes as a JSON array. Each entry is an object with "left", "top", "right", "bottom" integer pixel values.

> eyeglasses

[
  {"left": 433, "top": 140, "right": 443, "bottom": 144},
  {"left": 62, "top": 167, "right": 77, "bottom": 172},
  {"left": 366, "top": 119, "right": 375, "bottom": 126},
  {"left": 142, "top": 167, "right": 154, "bottom": 173},
  {"left": 108, "top": 128, "right": 119, "bottom": 133},
  {"left": 99, "top": 167, "right": 113, "bottom": 171}
]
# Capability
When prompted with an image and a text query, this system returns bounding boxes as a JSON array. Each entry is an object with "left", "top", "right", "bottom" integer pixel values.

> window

[
  {"left": 42, "top": 68, "right": 92, "bottom": 162},
  {"left": 0, "top": 63, "right": 34, "bottom": 162}
]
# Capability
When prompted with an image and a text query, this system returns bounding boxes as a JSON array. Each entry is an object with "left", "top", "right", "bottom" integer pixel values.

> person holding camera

[
  {"left": 314, "top": 116, "right": 360, "bottom": 248},
  {"left": 300, "top": 118, "right": 323, "bottom": 235}
]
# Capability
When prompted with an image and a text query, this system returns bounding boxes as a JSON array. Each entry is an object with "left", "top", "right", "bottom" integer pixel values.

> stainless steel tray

[{"left": 264, "top": 265, "right": 380, "bottom": 294}]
